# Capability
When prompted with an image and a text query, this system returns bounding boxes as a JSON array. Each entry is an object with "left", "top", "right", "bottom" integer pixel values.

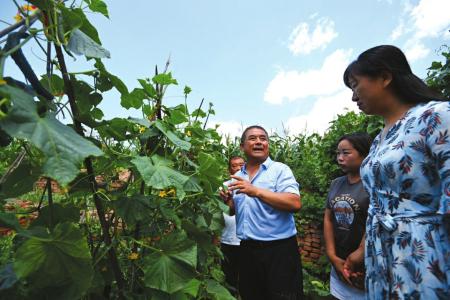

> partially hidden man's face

[
  {"left": 229, "top": 158, "right": 245, "bottom": 175},
  {"left": 241, "top": 128, "right": 269, "bottom": 161}
]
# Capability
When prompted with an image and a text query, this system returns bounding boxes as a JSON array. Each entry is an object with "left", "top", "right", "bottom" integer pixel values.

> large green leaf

[
  {"left": 112, "top": 195, "right": 157, "bottom": 226},
  {"left": 97, "top": 117, "right": 134, "bottom": 141},
  {"left": 30, "top": 203, "right": 80, "bottom": 229},
  {"left": 198, "top": 152, "right": 222, "bottom": 194},
  {"left": 59, "top": 5, "right": 83, "bottom": 35},
  {"left": 0, "top": 85, "right": 103, "bottom": 185},
  {"left": 121, "top": 88, "right": 146, "bottom": 109},
  {"left": 143, "top": 231, "right": 197, "bottom": 294},
  {"left": 127, "top": 117, "right": 151, "bottom": 127},
  {"left": 131, "top": 155, "right": 189, "bottom": 198},
  {"left": 166, "top": 105, "right": 189, "bottom": 125},
  {"left": 14, "top": 222, "right": 93, "bottom": 299},
  {"left": 138, "top": 79, "right": 157, "bottom": 99},
  {"left": 73, "top": 8, "right": 102, "bottom": 44},
  {"left": 85, "top": 0, "right": 109, "bottom": 18},
  {"left": 0, "top": 160, "right": 41, "bottom": 198},
  {"left": 154, "top": 120, "right": 191, "bottom": 151},
  {"left": 40, "top": 74, "right": 65, "bottom": 96},
  {"left": 150, "top": 279, "right": 201, "bottom": 300},
  {"left": 205, "top": 279, "right": 235, "bottom": 300},
  {"left": 152, "top": 73, "right": 178, "bottom": 86},
  {"left": 68, "top": 29, "right": 110, "bottom": 59},
  {"left": 95, "top": 60, "right": 128, "bottom": 95},
  {"left": 181, "top": 220, "right": 214, "bottom": 252},
  {"left": 0, "top": 212, "right": 22, "bottom": 232},
  {"left": 183, "top": 176, "right": 202, "bottom": 193}
]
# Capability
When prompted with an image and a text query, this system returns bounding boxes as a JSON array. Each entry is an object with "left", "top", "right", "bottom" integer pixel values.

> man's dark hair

[
  {"left": 228, "top": 156, "right": 244, "bottom": 169},
  {"left": 337, "top": 132, "right": 372, "bottom": 158},
  {"left": 240, "top": 125, "right": 269, "bottom": 145}
]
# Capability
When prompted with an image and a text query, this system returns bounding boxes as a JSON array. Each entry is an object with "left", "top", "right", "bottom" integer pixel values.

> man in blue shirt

[{"left": 221, "top": 125, "right": 303, "bottom": 300}]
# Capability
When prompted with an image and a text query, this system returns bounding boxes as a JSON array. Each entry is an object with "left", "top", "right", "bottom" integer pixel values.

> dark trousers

[
  {"left": 239, "top": 236, "right": 304, "bottom": 300},
  {"left": 221, "top": 243, "right": 241, "bottom": 292}
]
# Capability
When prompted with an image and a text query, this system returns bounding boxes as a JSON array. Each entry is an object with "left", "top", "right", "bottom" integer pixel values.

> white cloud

[
  {"left": 210, "top": 120, "right": 244, "bottom": 140},
  {"left": 288, "top": 17, "right": 338, "bottom": 55},
  {"left": 285, "top": 90, "right": 358, "bottom": 135},
  {"left": 389, "top": 0, "right": 450, "bottom": 61},
  {"left": 264, "top": 49, "right": 353, "bottom": 104},
  {"left": 404, "top": 41, "right": 430, "bottom": 62},
  {"left": 390, "top": 21, "right": 405, "bottom": 41},
  {"left": 411, "top": 0, "right": 450, "bottom": 39}
]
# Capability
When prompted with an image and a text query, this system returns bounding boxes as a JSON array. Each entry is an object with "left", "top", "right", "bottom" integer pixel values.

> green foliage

[
  {"left": 14, "top": 222, "right": 94, "bottom": 299},
  {"left": 0, "top": 1, "right": 231, "bottom": 298},
  {"left": 303, "top": 268, "right": 331, "bottom": 298},
  {"left": 426, "top": 46, "right": 450, "bottom": 99},
  {"left": 1, "top": 1, "right": 446, "bottom": 298},
  {"left": 143, "top": 231, "right": 197, "bottom": 294},
  {"left": 0, "top": 85, "right": 103, "bottom": 186}
]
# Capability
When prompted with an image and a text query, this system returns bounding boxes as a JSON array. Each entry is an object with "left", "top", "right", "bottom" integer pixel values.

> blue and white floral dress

[{"left": 361, "top": 101, "right": 450, "bottom": 300}]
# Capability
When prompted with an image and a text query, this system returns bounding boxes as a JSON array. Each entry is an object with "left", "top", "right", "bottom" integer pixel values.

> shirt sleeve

[
  {"left": 275, "top": 164, "right": 300, "bottom": 195},
  {"left": 426, "top": 101, "right": 450, "bottom": 215},
  {"left": 326, "top": 179, "right": 337, "bottom": 209}
]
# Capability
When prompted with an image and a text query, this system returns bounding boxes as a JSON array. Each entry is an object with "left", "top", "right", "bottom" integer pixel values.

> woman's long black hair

[{"left": 343, "top": 45, "right": 446, "bottom": 104}]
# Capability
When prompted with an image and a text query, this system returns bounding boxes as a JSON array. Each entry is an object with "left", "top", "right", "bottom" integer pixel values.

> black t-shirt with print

[{"left": 326, "top": 176, "right": 369, "bottom": 260}]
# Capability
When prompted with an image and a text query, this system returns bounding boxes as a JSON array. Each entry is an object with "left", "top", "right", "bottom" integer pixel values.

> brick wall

[{"left": 298, "top": 222, "right": 325, "bottom": 263}]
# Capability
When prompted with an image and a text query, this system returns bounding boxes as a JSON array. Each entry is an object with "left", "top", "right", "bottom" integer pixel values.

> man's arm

[{"left": 228, "top": 175, "right": 301, "bottom": 212}]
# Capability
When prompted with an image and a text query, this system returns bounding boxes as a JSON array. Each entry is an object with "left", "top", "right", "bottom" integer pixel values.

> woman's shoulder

[
  {"left": 331, "top": 176, "right": 347, "bottom": 186},
  {"left": 411, "top": 100, "right": 450, "bottom": 116}
]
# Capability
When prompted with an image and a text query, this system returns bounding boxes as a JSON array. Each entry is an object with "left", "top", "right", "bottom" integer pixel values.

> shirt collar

[{"left": 242, "top": 156, "right": 272, "bottom": 174}]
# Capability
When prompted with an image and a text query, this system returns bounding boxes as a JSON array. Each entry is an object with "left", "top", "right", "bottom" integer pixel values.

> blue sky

[{"left": 1, "top": 0, "right": 449, "bottom": 138}]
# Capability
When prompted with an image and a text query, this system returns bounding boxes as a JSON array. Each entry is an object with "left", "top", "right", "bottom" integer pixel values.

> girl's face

[
  {"left": 348, "top": 74, "right": 392, "bottom": 115},
  {"left": 336, "top": 139, "right": 364, "bottom": 174}
]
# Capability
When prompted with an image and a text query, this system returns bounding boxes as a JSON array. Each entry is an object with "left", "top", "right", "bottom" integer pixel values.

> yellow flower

[
  {"left": 128, "top": 252, "right": 139, "bottom": 260},
  {"left": 159, "top": 190, "right": 167, "bottom": 198},
  {"left": 168, "top": 188, "right": 176, "bottom": 196},
  {"left": 186, "top": 130, "right": 192, "bottom": 137},
  {"left": 139, "top": 126, "right": 146, "bottom": 133},
  {"left": 0, "top": 79, "right": 6, "bottom": 85},
  {"left": 22, "top": 4, "right": 37, "bottom": 11},
  {"left": 14, "top": 14, "right": 23, "bottom": 22}
]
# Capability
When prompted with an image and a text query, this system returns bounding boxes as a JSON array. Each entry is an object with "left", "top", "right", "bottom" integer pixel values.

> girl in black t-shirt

[{"left": 323, "top": 133, "right": 372, "bottom": 300}]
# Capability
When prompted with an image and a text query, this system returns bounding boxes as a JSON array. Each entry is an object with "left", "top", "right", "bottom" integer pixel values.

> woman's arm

[
  {"left": 324, "top": 208, "right": 352, "bottom": 284},
  {"left": 344, "top": 234, "right": 365, "bottom": 271}
]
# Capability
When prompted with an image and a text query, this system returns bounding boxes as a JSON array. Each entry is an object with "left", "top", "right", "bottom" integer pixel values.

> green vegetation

[{"left": 0, "top": 1, "right": 448, "bottom": 299}]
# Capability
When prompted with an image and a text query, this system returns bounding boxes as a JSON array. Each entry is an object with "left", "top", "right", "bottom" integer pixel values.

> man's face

[
  {"left": 240, "top": 128, "right": 269, "bottom": 161},
  {"left": 229, "top": 158, "right": 245, "bottom": 175}
]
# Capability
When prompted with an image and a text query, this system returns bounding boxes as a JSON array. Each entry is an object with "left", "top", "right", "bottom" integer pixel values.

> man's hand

[
  {"left": 219, "top": 187, "right": 232, "bottom": 202},
  {"left": 228, "top": 175, "right": 260, "bottom": 197},
  {"left": 219, "top": 186, "right": 235, "bottom": 215},
  {"left": 228, "top": 175, "right": 301, "bottom": 212}
]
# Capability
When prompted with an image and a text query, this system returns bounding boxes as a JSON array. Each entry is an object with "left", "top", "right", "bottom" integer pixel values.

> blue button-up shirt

[{"left": 232, "top": 157, "right": 300, "bottom": 241}]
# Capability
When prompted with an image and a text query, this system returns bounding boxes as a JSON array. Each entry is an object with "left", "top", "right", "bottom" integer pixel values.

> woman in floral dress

[{"left": 343, "top": 45, "right": 449, "bottom": 299}]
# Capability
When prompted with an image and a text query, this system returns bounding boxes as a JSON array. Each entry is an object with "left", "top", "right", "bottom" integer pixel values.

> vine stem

[
  {"left": 54, "top": 44, "right": 126, "bottom": 298},
  {"left": 46, "top": 177, "right": 54, "bottom": 230},
  {"left": 0, "top": 12, "right": 39, "bottom": 39}
]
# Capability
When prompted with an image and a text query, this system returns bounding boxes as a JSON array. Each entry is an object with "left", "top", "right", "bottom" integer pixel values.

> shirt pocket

[{"left": 256, "top": 179, "right": 276, "bottom": 192}]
